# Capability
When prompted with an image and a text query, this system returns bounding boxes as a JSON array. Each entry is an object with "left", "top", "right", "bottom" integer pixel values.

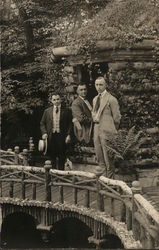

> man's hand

[
  {"left": 65, "top": 135, "right": 71, "bottom": 144},
  {"left": 73, "top": 119, "right": 82, "bottom": 131},
  {"left": 42, "top": 134, "right": 48, "bottom": 140}
]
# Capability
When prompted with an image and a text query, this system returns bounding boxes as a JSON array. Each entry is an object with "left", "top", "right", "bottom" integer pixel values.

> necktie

[
  {"left": 55, "top": 106, "right": 59, "bottom": 113},
  {"left": 94, "top": 94, "right": 101, "bottom": 112}
]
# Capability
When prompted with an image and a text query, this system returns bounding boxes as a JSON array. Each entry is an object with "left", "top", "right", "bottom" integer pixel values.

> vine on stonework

[{"left": 107, "top": 63, "right": 159, "bottom": 130}]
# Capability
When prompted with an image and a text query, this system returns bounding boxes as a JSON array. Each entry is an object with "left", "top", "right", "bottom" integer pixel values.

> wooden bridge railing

[
  {"left": 0, "top": 165, "right": 45, "bottom": 200},
  {"left": 131, "top": 182, "right": 159, "bottom": 249},
  {"left": 0, "top": 157, "right": 159, "bottom": 248},
  {"left": 0, "top": 137, "right": 35, "bottom": 166}
]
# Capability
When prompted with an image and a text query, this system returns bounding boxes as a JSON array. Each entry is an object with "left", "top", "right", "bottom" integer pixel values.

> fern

[
  {"left": 123, "top": 130, "right": 144, "bottom": 157},
  {"left": 103, "top": 143, "right": 124, "bottom": 160},
  {"left": 104, "top": 127, "right": 146, "bottom": 162},
  {"left": 123, "top": 126, "right": 135, "bottom": 152}
]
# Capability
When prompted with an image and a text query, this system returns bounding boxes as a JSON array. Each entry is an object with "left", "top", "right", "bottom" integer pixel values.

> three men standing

[
  {"left": 92, "top": 77, "right": 121, "bottom": 178},
  {"left": 40, "top": 93, "right": 72, "bottom": 170},
  {"left": 40, "top": 77, "right": 121, "bottom": 178}
]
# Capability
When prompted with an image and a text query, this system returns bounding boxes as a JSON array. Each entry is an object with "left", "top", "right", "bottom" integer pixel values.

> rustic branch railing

[
  {"left": 0, "top": 152, "right": 159, "bottom": 248},
  {"left": 0, "top": 165, "right": 45, "bottom": 200},
  {"left": 131, "top": 182, "right": 159, "bottom": 249},
  {"left": 0, "top": 137, "right": 35, "bottom": 166},
  {"left": 50, "top": 169, "right": 97, "bottom": 206}
]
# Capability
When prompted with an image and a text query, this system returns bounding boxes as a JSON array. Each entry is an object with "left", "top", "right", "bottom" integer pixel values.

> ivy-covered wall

[{"left": 108, "top": 62, "right": 159, "bottom": 130}]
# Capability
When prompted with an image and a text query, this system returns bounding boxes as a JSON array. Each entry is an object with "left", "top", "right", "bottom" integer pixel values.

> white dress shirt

[
  {"left": 93, "top": 90, "right": 107, "bottom": 122},
  {"left": 52, "top": 105, "right": 61, "bottom": 133}
]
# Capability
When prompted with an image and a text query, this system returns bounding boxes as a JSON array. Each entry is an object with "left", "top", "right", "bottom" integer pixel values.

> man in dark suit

[
  {"left": 40, "top": 93, "right": 72, "bottom": 170},
  {"left": 71, "top": 83, "right": 92, "bottom": 144}
]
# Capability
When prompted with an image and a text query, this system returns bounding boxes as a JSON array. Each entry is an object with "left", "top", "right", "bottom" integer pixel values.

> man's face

[
  {"left": 77, "top": 85, "right": 87, "bottom": 98},
  {"left": 51, "top": 95, "right": 61, "bottom": 106},
  {"left": 95, "top": 79, "right": 107, "bottom": 94}
]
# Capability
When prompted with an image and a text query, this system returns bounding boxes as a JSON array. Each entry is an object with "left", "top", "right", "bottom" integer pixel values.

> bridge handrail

[
  {"left": 50, "top": 169, "right": 96, "bottom": 178},
  {"left": 0, "top": 150, "right": 15, "bottom": 155},
  {"left": 134, "top": 193, "right": 159, "bottom": 225},
  {"left": 0, "top": 150, "right": 23, "bottom": 159},
  {"left": 99, "top": 176, "right": 132, "bottom": 195},
  {"left": 0, "top": 165, "right": 45, "bottom": 174}
]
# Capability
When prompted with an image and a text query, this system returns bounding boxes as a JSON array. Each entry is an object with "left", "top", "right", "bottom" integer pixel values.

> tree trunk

[{"left": 14, "top": 0, "right": 34, "bottom": 60}]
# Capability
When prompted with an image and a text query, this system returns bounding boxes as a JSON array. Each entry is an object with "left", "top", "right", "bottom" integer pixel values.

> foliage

[
  {"left": 2, "top": 0, "right": 159, "bottom": 114},
  {"left": 1, "top": 0, "right": 111, "bottom": 147},
  {"left": 104, "top": 127, "right": 144, "bottom": 161},
  {"left": 103, "top": 126, "right": 159, "bottom": 174},
  {"left": 65, "top": 0, "right": 159, "bottom": 54},
  {"left": 1, "top": 0, "right": 110, "bottom": 114},
  {"left": 1, "top": 0, "right": 159, "bottom": 148},
  {"left": 107, "top": 63, "right": 159, "bottom": 129}
]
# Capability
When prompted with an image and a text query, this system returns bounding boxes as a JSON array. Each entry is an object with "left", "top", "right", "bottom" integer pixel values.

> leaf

[{"left": 103, "top": 143, "right": 124, "bottom": 161}]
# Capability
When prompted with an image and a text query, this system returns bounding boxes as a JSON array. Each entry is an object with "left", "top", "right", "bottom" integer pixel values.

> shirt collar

[
  {"left": 53, "top": 104, "right": 61, "bottom": 109},
  {"left": 79, "top": 96, "right": 87, "bottom": 101},
  {"left": 99, "top": 89, "right": 107, "bottom": 98}
]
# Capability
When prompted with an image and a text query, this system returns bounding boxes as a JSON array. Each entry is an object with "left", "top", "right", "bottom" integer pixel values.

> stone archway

[
  {"left": 49, "top": 217, "right": 94, "bottom": 248},
  {"left": 1, "top": 212, "right": 42, "bottom": 248},
  {"left": 100, "top": 233, "right": 124, "bottom": 249}
]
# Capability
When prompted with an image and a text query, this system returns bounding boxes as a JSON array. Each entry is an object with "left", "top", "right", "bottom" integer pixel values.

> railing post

[
  {"left": 44, "top": 160, "right": 52, "bottom": 202},
  {"left": 126, "top": 198, "right": 132, "bottom": 231},
  {"left": 0, "top": 169, "right": 2, "bottom": 197},
  {"left": 14, "top": 146, "right": 20, "bottom": 164},
  {"left": 147, "top": 233, "right": 154, "bottom": 249},
  {"left": 21, "top": 149, "right": 29, "bottom": 199},
  {"left": 131, "top": 180, "right": 142, "bottom": 241},
  {"left": 22, "top": 149, "right": 29, "bottom": 166},
  {"left": 110, "top": 197, "right": 115, "bottom": 218},
  {"left": 21, "top": 170, "right": 26, "bottom": 199},
  {"left": 29, "top": 137, "right": 33, "bottom": 150},
  {"left": 7, "top": 148, "right": 12, "bottom": 152},
  {"left": 84, "top": 190, "right": 90, "bottom": 208},
  {"left": 96, "top": 169, "right": 104, "bottom": 212},
  {"left": 29, "top": 137, "right": 35, "bottom": 166},
  {"left": 72, "top": 176, "right": 77, "bottom": 205},
  {"left": 9, "top": 182, "right": 14, "bottom": 198},
  {"left": 32, "top": 183, "right": 36, "bottom": 200},
  {"left": 59, "top": 186, "right": 64, "bottom": 204}
]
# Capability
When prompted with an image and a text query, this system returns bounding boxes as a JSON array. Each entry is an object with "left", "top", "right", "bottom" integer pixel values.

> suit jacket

[
  {"left": 71, "top": 96, "right": 92, "bottom": 143},
  {"left": 92, "top": 92, "right": 121, "bottom": 136},
  {"left": 40, "top": 105, "right": 72, "bottom": 144}
]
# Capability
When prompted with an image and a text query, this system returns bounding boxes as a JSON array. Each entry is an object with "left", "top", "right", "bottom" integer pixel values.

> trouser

[
  {"left": 48, "top": 132, "right": 66, "bottom": 170},
  {"left": 94, "top": 125, "right": 115, "bottom": 178}
]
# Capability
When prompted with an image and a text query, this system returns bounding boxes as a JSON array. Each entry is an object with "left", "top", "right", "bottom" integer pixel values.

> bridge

[{"left": 0, "top": 147, "right": 159, "bottom": 249}]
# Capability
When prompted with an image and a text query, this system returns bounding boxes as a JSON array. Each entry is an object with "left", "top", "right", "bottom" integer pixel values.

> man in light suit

[
  {"left": 71, "top": 83, "right": 92, "bottom": 144},
  {"left": 92, "top": 77, "right": 121, "bottom": 178},
  {"left": 40, "top": 93, "right": 72, "bottom": 170}
]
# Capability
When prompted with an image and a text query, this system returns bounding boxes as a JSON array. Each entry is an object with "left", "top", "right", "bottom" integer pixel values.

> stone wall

[{"left": 108, "top": 62, "right": 159, "bottom": 130}]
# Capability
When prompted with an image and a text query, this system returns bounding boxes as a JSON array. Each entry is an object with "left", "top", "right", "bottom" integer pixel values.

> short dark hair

[
  {"left": 77, "top": 83, "right": 87, "bottom": 89},
  {"left": 51, "top": 92, "right": 61, "bottom": 97}
]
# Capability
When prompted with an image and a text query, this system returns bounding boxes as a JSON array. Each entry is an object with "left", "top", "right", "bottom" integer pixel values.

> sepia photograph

[{"left": 1, "top": 0, "right": 159, "bottom": 249}]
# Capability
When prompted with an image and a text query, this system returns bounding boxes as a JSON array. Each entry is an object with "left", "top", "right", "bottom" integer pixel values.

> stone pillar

[{"left": 62, "top": 65, "right": 78, "bottom": 105}]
